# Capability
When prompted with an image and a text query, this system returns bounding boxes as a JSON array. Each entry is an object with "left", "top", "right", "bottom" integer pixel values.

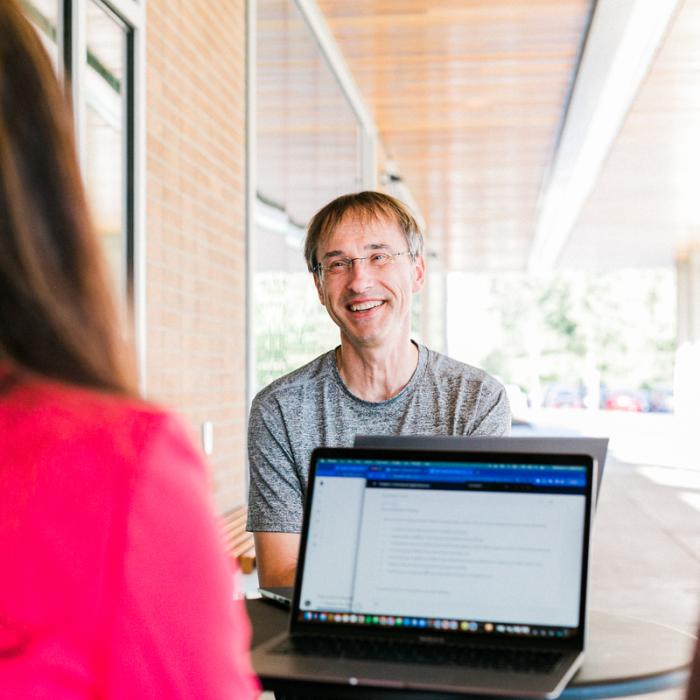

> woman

[{"left": 0, "top": 2, "right": 258, "bottom": 697}]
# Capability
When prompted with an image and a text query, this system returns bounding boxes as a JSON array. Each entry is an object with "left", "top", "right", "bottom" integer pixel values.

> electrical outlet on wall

[{"left": 201, "top": 421, "right": 214, "bottom": 456}]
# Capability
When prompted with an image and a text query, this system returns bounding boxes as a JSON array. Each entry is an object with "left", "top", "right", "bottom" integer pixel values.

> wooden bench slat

[
  {"left": 221, "top": 520, "right": 248, "bottom": 538},
  {"left": 220, "top": 506, "right": 256, "bottom": 573},
  {"left": 231, "top": 541, "right": 255, "bottom": 559},
  {"left": 222, "top": 511, "right": 248, "bottom": 527},
  {"left": 238, "top": 553, "right": 256, "bottom": 575},
  {"left": 225, "top": 530, "right": 253, "bottom": 549}
]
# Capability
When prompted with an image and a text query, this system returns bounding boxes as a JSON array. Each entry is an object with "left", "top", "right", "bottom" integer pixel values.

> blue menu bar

[{"left": 316, "top": 459, "right": 587, "bottom": 488}]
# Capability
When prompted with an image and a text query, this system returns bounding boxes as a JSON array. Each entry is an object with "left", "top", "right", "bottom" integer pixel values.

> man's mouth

[{"left": 348, "top": 300, "right": 384, "bottom": 312}]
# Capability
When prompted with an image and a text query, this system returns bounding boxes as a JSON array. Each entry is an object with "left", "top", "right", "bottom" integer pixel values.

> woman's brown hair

[{"left": 0, "top": 0, "right": 135, "bottom": 394}]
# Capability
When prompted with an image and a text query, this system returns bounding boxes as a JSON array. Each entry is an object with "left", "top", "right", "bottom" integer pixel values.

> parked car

[
  {"left": 648, "top": 388, "right": 674, "bottom": 413},
  {"left": 604, "top": 389, "right": 649, "bottom": 412},
  {"left": 543, "top": 384, "right": 584, "bottom": 409}
]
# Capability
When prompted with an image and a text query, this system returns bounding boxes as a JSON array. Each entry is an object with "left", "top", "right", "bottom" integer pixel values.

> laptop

[
  {"left": 251, "top": 447, "right": 595, "bottom": 698},
  {"left": 354, "top": 435, "right": 608, "bottom": 504},
  {"left": 259, "top": 586, "right": 293, "bottom": 608}
]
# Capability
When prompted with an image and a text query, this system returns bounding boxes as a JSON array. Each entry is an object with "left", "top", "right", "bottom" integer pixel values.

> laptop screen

[{"left": 294, "top": 450, "right": 592, "bottom": 643}]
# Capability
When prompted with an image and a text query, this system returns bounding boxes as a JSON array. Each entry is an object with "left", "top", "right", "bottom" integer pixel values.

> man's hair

[
  {"left": 0, "top": 0, "right": 135, "bottom": 394},
  {"left": 304, "top": 191, "right": 424, "bottom": 273}
]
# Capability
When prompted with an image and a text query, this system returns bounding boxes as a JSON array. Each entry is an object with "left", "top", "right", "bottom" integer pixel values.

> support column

[
  {"left": 420, "top": 254, "right": 447, "bottom": 355},
  {"left": 674, "top": 248, "right": 700, "bottom": 421}
]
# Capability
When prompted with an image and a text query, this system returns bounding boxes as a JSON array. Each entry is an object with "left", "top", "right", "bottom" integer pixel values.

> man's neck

[{"left": 336, "top": 339, "right": 419, "bottom": 402}]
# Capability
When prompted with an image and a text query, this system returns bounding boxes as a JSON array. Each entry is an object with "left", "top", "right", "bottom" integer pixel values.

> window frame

[
  {"left": 57, "top": 0, "right": 147, "bottom": 390},
  {"left": 245, "top": 0, "right": 379, "bottom": 409}
]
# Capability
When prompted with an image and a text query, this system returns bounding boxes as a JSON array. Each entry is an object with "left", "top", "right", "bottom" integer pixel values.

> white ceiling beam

[
  {"left": 293, "top": 0, "right": 377, "bottom": 138},
  {"left": 528, "top": 0, "right": 681, "bottom": 273}
]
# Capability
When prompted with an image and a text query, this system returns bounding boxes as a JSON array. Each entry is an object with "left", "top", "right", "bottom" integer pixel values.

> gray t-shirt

[{"left": 246, "top": 343, "right": 511, "bottom": 532}]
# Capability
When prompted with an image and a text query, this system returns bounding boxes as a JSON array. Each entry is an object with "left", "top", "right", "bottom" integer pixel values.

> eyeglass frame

[{"left": 313, "top": 250, "right": 416, "bottom": 279}]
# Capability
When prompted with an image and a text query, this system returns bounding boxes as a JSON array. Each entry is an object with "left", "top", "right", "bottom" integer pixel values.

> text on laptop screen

[{"left": 298, "top": 457, "right": 588, "bottom": 639}]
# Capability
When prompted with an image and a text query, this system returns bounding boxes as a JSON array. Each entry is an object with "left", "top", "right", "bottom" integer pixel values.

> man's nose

[{"left": 346, "top": 258, "right": 373, "bottom": 293}]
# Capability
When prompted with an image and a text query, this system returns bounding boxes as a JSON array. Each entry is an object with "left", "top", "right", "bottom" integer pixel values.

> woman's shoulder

[
  {"left": 0, "top": 368, "right": 202, "bottom": 566},
  {"left": 0, "top": 368, "right": 189, "bottom": 473}
]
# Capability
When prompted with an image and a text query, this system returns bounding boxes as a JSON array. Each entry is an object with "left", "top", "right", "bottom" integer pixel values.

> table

[{"left": 246, "top": 599, "right": 695, "bottom": 699}]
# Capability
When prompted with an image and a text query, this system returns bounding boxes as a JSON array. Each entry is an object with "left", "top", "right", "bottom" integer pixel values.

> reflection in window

[
  {"left": 253, "top": 196, "right": 338, "bottom": 390},
  {"left": 254, "top": 0, "right": 364, "bottom": 393},
  {"left": 84, "top": 0, "right": 128, "bottom": 297},
  {"left": 22, "top": 0, "right": 59, "bottom": 68}
]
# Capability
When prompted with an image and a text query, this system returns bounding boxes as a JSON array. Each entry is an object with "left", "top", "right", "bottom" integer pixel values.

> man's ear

[
  {"left": 412, "top": 254, "right": 426, "bottom": 293},
  {"left": 313, "top": 273, "right": 326, "bottom": 306}
]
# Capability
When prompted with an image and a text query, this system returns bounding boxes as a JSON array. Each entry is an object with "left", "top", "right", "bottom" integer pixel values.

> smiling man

[{"left": 247, "top": 192, "right": 511, "bottom": 586}]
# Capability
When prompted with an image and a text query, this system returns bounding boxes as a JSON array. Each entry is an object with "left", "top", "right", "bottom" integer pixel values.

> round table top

[
  {"left": 246, "top": 599, "right": 696, "bottom": 698},
  {"left": 572, "top": 609, "right": 694, "bottom": 686}
]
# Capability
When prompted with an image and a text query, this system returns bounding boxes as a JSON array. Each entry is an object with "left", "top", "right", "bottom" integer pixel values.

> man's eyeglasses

[{"left": 314, "top": 250, "right": 413, "bottom": 277}]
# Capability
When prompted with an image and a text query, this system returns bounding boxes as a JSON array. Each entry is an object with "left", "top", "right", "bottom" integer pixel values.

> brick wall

[{"left": 146, "top": 0, "right": 247, "bottom": 512}]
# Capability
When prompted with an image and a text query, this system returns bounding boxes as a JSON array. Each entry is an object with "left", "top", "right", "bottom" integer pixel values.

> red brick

[{"left": 146, "top": 0, "right": 247, "bottom": 513}]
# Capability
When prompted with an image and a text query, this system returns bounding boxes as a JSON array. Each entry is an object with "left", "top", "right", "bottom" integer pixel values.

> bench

[{"left": 221, "top": 505, "right": 256, "bottom": 574}]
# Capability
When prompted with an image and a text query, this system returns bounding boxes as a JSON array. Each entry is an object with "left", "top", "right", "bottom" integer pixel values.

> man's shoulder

[
  {"left": 422, "top": 346, "right": 504, "bottom": 394},
  {"left": 252, "top": 350, "right": 336, "bottom": 409},
  {"left": 419, "top": 346, "right": 511, "bottom": 435}
]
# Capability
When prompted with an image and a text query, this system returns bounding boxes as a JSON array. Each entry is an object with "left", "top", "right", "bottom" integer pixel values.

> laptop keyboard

[{"left": 271, "top": 636, "right": 562, "bottom": 673}]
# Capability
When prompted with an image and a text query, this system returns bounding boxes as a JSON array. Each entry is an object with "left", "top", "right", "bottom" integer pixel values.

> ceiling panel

[
  {"left": 317, "top": 0, "right": 593, "bottom": 271},
  {"left": 257, "top": 0, "right": 364, "bottom": 227}
]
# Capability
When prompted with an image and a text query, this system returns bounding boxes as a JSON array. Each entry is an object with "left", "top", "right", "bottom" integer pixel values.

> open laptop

[
  {"left": 252, "top": 447, "right": 595, "bottom": 698},
  {"left": 259, "top": 586, "right": 293, "bottom": 608},
  {"left": 259, "top": 437, "right": 607, "bottom": 608},
  {"left": 354, "top": 435, "right": 608, "bottom": 504}
]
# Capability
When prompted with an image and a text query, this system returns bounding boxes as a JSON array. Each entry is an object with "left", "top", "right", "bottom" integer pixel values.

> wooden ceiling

[
  {"left": 257, "top": 0, "right": 364, "bottom": 233},
  {"left": 258, "top": 1, "right": 699, "bottom": 274},
  {"left": 316, "top": 0, "right": 593, "bottom": 271}
]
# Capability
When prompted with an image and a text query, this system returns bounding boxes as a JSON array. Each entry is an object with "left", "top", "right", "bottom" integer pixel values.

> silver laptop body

[{"left": 252, "top": 447, "right": 596, "bottom": 698}]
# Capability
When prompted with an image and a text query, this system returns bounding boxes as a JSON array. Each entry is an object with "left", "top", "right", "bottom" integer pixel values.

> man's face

[{"left": 313, "top": 213, "right": 425, "bottom": 350}]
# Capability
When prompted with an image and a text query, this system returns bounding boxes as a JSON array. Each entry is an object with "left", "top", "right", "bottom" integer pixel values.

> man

[{"left": 247, "top": 191, "right": 511, "bottom": 586}]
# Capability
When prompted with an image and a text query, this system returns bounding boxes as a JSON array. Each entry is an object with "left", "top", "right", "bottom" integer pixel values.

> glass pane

[
  {"left": 447, "top": 269, "right": 676, "bottom": 417},
  {"left": 22, "top": 0, "right": 59, "bottom": 69},
  {"left": 84, "top": 0, "right": 128, "bottom": 297},
  {"left": 254, "top": 0, "right": 364, "bottom": 393}
]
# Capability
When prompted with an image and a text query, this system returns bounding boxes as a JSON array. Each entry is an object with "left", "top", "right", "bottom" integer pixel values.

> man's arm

[
  {"left": 254, "top": 532, "right": 300, "bottom": 588},
  {"left": 246, "top": 395, "right": 306, "bottom": 587}
]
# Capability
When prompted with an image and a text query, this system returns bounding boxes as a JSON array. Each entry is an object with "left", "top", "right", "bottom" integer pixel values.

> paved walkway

[
  {"left": 590, "top": 455, "right": 699, "bottom": 637},
  {"left": 518, "top": 409, "right": 699, "bottom": 699},
  {"left": 585, "top": 435, "right": 699, "bottom": 700}
]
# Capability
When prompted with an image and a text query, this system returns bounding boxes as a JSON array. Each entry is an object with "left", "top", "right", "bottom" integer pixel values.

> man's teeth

[{"left": 350, "top": 301, "right": 383, "bottom": 312}]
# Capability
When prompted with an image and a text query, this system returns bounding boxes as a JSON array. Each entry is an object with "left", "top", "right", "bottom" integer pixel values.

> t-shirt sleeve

[
  {"left": 104, "top": 414, "right": 259, "bottom": 699},
  {"left": 246, "top": 394, "right": 305, "bottom": 533},
  {"left": 470, "top": 383, "right": 512, "bottom": 436}
]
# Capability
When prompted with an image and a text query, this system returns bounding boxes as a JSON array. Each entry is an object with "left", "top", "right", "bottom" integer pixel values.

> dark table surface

[{"left": 246, "top": 599, "right": 695, "bottom": 699}]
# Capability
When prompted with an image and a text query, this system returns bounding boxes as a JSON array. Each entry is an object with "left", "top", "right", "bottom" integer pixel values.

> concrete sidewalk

[
  {"left": 585, "top": 452, "right": 699, "bottom": 700},
  {"left": 590, "top": 455, "right": 700, "bottom": 636}
]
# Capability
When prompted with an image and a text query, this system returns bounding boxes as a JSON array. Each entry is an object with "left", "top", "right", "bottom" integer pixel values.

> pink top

[{"left": 0, "top": 366, "right": 259, "bottom": 698}]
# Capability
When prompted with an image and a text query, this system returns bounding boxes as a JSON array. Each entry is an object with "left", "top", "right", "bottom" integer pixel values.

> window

[
  {"left": 251, "top": 0, "right": 372, "bottom": 394},
  {"left": 84, "top": 0, "right": 131, "bottom": 297},
  {"left": 22, "top": 0, "right": 59, "bottom": 68},
  {"left": 22, "top": 0, "right": 144, "bottom": 374}
]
